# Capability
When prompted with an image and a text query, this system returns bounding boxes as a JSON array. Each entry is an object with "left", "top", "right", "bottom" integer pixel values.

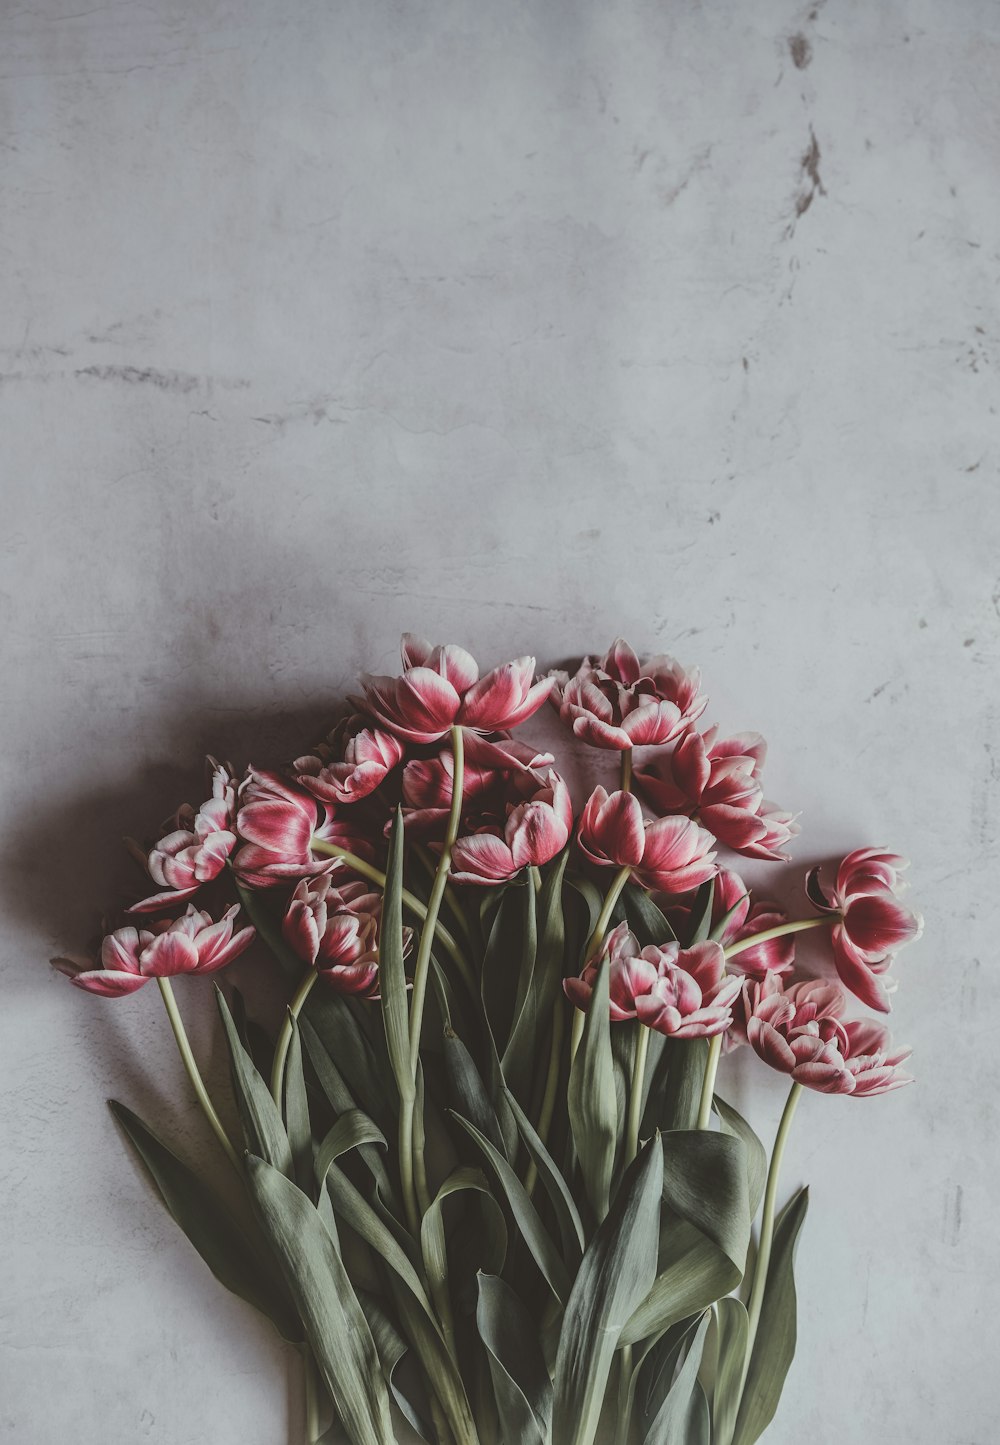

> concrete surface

[{"left": 2, "top": 0, "right": 998, "bottom": 1440}]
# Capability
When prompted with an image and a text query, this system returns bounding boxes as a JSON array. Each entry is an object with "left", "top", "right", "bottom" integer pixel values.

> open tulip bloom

[{"left": 54, "top": 633, "right": 922, "bottom": 1445}]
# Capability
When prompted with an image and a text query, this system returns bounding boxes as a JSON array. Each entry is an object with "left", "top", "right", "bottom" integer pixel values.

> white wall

[{"left": 2, "top": 1, "right": 998, "bottom": 1440}]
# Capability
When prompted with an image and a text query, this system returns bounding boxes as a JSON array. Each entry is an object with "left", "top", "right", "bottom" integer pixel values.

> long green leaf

[
  {"left": 450, "top": 1112, "right": 571, "bottom": 1306},
  {"left": 502, "top": 851, "right": 568, "bottom": 1103},
  {"left": 109, "top": 1101, "right": 301, "bottom": 1342},
  {"left": 380, "top": 808, "right": 412, "bottom": 1100},
  {"left": 714, "top": 1096, "right": 767, "bottom": 1219},
  {"left": 323, "top": 1161, "right": 435, "bottom": 1323},
  {"left": 357, "top": 1290, "right": 432, "bottom": 1442},
  {"left": 444, "top": 1026, "right": 508, "bottom": 1155},
  {"left": 282, "top": 1016, "right": 312, "bottom": 1191},
  {"left": 711, "top": 1296, "right": 749, "bottom": 1445},
  {"left": 567, "top": 956, "right": 617, "bottom": 1221},
  {"left": 503, "top": 1085, "right": 585, "bottom": 1264},
  {"left": 552, "top": 1136, "right": 664, "bottom": 1445},
  {"left": 731, "top": 1187, "right": 809, "bottom": 1445},
  {"left": 644, "top": 1313, "right": 711, "bottom": 1443},
  {"left": 299, "top": 1017, "right": 396, "bottom": 1206},
  {"left": 303, "top": 988, "right": 395, "bottom": 1130},
  {"left": 622, "top": 883, "right": 677, "bottom": 946},
  {"left": 216, "top": 987, "right": 292, "bottom": 1175},
  {"left": 420, "top": 1168, "right": 508, "bottom": 1327},
  {"left": 620, "top": 1132, "right": 750, "bottom": 1347},
  {"left": 315, "top": 1110, "right": 387, "bottom": 1186},
  {"left": 477, "top": 1273, "right": 552, "bottom": 1445},
  {"left": 245, "top": 1156, "right": 393, "bottom": 1445}
]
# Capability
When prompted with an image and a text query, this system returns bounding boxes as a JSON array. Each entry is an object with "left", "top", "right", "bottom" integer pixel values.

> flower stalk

[{"left": 157, "top": 978, "right": 241, "bottom": 1172}]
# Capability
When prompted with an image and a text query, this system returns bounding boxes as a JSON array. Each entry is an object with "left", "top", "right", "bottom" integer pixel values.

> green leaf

[
  {"left": 443, "top": 1026, "right": 508, "bottom": 1156},
  {"left": 481, "top": 883, "right": 526, "bottom": 1053},
  {"left": 622, "top": 883, "right": 677, "bottom": 946},
  {"left": 620, "top": 1131, "right": 750, "bottom": 1347},
  {"left": 245, "top": 1155, "right": 394, "bottom": 1445},
  {"left": 503, "top": 1085, "right": 585, "bottom": 1264},
  {"left": 420, "top": 1168, "right": 508, "bottom": 1322},
  {"left": 502, "top": 851, "right": 568, "bottom": 1104},
  {"left": 731, "top": 1187, "right": 809, "bottom": 1445},
  {"left": 567, "top": 956, "right": 617, "bottom": 1221},
  {"left": 710, "top": 1296, "right": 749, "bottom": 1445},
  {"left": 687, "top": 879, "right": 716, "bottom": 945},
  {"left": 357, "top": 1290, "right": 432, "bottom": 1442},
  {"left": 552, "top": 1136, "right": 664, "bottom": 1445},
  {"left": 299, "top": 1017, "right": 396, "bottom": 1207},
  {"left": 714, "top": 1095, "right": 768, "bottom": 1218},
  {"left": 646, "top": 1037, "right": 708, "bottom": 1133},
  {"left": 302, "top": 989, "right": 395, "bottom": 1131},
  {"left": 282, "top": 1016, "right": 313, "bottom": 1192},
  {"left": 450, "top": 1112, "right": 571, "bottom": 1306},
  {"left": 108, "top": 1101, "right": 302, "bottom": 1343},
  {"left": 644, "top": 1313, "right": 711, "bottom": 1444},
  {"left": 476, "top": 1273, "right": 552, "bottom": 1445},
  {"left": 379, "top": 809, "right": 412, "bottom": 1103},
  {"left": 315, "top": 1110, "right": 387, "bottom": 1187},
  {"left": 387, "top": 1277, "right": 481, "bottom": 1445},
  {"left": 216, "top": 987, "right": 292, "bottom": 1175},
  {"left": 323, "top": 1160, "right": 436, "bottom": 1324}
]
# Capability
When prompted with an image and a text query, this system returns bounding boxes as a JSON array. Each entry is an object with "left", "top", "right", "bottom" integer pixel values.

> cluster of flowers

[{"left": 55, "top": 635, "right": 922, "bottom": 1100}]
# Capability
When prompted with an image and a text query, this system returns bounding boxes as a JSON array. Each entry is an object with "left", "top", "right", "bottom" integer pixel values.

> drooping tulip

[
  {"left": 129, "top": 760, "right": 239, "bottom": 913},
  {"left": 293, "top": 719, "right": 405, "bottom": 806},
  {"left": 232, "top": 770, "right": 368, "bottom": 888},
  {"left": 806, "top": 847, "right": 923, "bottom": 1012},
  {"left": 745, "top": 975, "right": 913, "bottom": 1095},
  {"left": 52, "top": 904, "right": 255, "bottom": 997},
  {"left": 283, "top": 876, "right": 395, "bottom": 997},
  {"left": 450, "top": 768, "right": 574, "bottom": 884},
  {"left": 577, "top": 787, "right": 717, "bottom": 893}
]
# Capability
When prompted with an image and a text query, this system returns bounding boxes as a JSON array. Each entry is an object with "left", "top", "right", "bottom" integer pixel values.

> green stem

[
  {"left": 620, "top": 747, "right": 633, "bottom": 794},
  {"left": 624, "top": 1024, "right": 650, "bottom": 1167},
  {"left": 739, "top": 1082, "right": 803, "bottom": 1397},
  {"left": 270, "top": 968, "right": 319, "bottom": 1108},
  {"left": 408, "top": 725, "right": 465, "bottom": 1070},
  {"left": 570, "top": 864, "right": 633, "bottom": 1068},
  {"left": 309, "top": 837, "right": 475, "bottom": 993},
  {"left": 696, "top": 1033, "right": 723, "bottom": 1130},
  {"left": 157, "top": 978, "right": 241, "bottom": 1172},
  {"left": 524, "top": 994, "right": 565, "bottom": 1198},
  {"left": 723, "top": 915, "right": 830, "bottom": 959},
  {"left": 303, "top": 1347, "right": 321, "bottom": 1444},
  {"left": 415, "top": 840, "right": 474, "bottom": 946}
]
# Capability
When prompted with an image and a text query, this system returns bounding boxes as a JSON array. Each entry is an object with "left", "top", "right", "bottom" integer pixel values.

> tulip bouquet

[{"left": 55, "top": 636, "right": 922, "bottom": 1445}]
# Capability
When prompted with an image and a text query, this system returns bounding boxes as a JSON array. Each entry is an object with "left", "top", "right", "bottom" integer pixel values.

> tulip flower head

[
  {"left": 745, "top": 975, "right": 913, "bottom": 1095},
  {"left": 450, "top": 766, "right": 574, "bottom": 884},
  {"left": 806, "top": 848, "right": 923, "bottom": 1012},
  {"left": 283, "top": 876, "right": 403, "bottom": 997},
  {"left": 548, "top": 637, "right": 707, "bottom": 751},
  {"left": 53, "top": 904, "right": 255, "bottom": 997},
  {"left": 363, "top": 634, "right": 553, "bottom": 745},
  {"left": 129, "top": 760, "right": 240, "bottom": 913},
  {"left": 293, "top": 718, "right": 405, "bottom": 807},
  {"left": 232, "top": 769, "right": 369, "bottom": 888},
  {"left": 577, "top": 786, "right": 718, "bottom": 893}
]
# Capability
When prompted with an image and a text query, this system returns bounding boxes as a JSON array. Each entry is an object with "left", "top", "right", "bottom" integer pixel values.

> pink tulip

[
  {"left": 233, "top": 770, "right": 369, "bottom": 888},
  {"left": 548, "top": 638, "right": 706, "bottom": 751},
  {"left": 634, "top": 940, "right": 741, "bottom": 1038},
  {"left": 450, "top": 769, "right": 574, "bottom": 883},
  {"left": 745, "top": 975, "right": 913, "bottom": 1095},
  {"left": 283, "top": 876, "right": 398, "bottom": 997},
  {"left": 663, "top": 867, "right": 795, "bottom": 977},
  {"left": 401, "top": 735, "right": 552, "bottom": 838},
  {"left": 636, "top": 729, "right": 798, "bottom": 861},
  {"left": 129, "top": 761, "right": 239, "bottom": 913},
  {"left": 293, "top": 719, "right": 404, "bottom": 807},
  {"left": 563, "top": 922, "right": 660, "bottom": 1019},
  {"left": 52, "top": 905, "right": 255, "bottom": 997},
  {"left": 363, "top": 634, "right": 553, "bottom": 744},
  {"left": 806, "top": 847, "right": 923, "bottom": 1012},
  {"left": 578, "top": 787, "right": 717, "bottom": 893}
]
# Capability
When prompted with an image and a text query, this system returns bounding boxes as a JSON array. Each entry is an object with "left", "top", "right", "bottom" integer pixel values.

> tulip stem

[
  {"left": 157, "top": 978, "right": 241, "bottom": 1172},
  {"left": 271, "top": 969, "right": 319, "bottom": 1108},
  {"left": 625, "top": 1024, "right": 650, "bottom": 1166},
  {"left": 696, "top": 1033, "right": 724, "bottom": 1130},
  {"left": 739, "top": 1081, "right": 803, "bottom": 1401},
  {"left": 303, "top": 1346, "right": 321, "bottom": 1443},
  {"left": 408, "top": 725, "right": 465, "bottom": 1070},
  {"left": 723, "top": 916, "right": 829, "bottom": 959},
  {"left": 524, "top": 995, "right": 565, "bottom": 1198},
  {"left": 309, "top": 838, "right": 475, "bottom": 994},
  {"left": 620, "top": 747, "right": 633, "bottom": 794},
  {"left": 570, "top": 865, "right": 633, "bottom": 1066}
]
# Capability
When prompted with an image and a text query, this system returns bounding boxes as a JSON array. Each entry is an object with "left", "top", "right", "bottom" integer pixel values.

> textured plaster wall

[{"left": 2, "top": 1, "right": 998, "bottom": 1441}]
